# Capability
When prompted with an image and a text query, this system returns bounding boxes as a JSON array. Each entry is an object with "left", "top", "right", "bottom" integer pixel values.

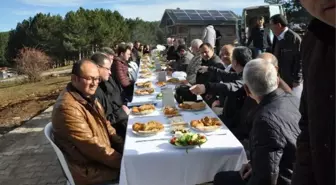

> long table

[{"left": 119, "top": 60, "right": 247, "bottom": 185}]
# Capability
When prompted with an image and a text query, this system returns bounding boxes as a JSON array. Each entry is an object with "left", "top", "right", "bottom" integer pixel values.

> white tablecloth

[{"left": 120, "top": 62, "right": 247, "bottom": 185}]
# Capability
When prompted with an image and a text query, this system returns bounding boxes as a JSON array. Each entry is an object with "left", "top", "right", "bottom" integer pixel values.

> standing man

[
  {"left": 270, "top": 14, "right": 302, "bottom": 90},
  {"left": 202, "top": 24, "right": 216, "bottom": 48},
  {"left": 246, "top": 16, "right": 271, "bottom": 57},
  {"left": 292, "top": 1, "right": 335, "bottom": 185},
  {"left": 215, "top": 29, "right": 222, "bottom": 55}
]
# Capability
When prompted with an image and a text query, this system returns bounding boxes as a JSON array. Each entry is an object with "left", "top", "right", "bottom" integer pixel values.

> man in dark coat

[
  {"left": 291, "top": 1, "right": 335, "bottom": 185},
  {"left": 270, "top": 14, "right": 302, "bottom": 89},
  {"left": 91, "top": 53, "right": 129, "bottom": 139},
  {"left": 246, "top": 16, "right": 272, "bottom": 57},
  {"left": 214, "top": 59, "right": 301, "bottom": 185},
  {"left": 191, "top": 46, "right": 252, "bottom": 136},
  {"left": 195, "top": 43, "right": 224, "bottom": 105}
]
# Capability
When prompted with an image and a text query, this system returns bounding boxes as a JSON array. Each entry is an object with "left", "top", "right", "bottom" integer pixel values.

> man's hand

[
  {"left": 211, "top": 100, "right": 220, "bottom": 108},
  {"left": 198, "top": 66, "right": 209, "bottom": 73},
  {"left": 189, "top": 84, "right": 206, "bottom": 95},
  {"left": 239, "top": 163, "right": 252, "bottom": 180},
  {"left": 122, "top": 105, "right": 130, "bottom": 115}
]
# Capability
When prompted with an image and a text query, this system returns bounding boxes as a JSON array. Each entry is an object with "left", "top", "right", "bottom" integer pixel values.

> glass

[
  {"left": 97, "top": 64, "right": 111, "bottom": 71},
  {"left": 78, "top": 75, "right": 101, "bottom": 83}
]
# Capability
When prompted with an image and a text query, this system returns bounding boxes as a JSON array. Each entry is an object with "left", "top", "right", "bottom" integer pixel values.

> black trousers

[{"left": 214, "top": 171, "right": 248, "bottom": 185}]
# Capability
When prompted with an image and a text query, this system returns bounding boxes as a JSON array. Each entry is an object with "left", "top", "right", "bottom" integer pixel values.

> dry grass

[
  {"left": 46, "top": 65, "right": 72, "bottom": 72},
  {"left": 0, "top": 75, "right": 70, "bottom": 108}
]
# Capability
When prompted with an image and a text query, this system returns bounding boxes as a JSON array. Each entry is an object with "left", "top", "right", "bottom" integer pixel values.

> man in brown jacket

[
  {"left": 292, "top": 0, "right": 335, "bottom": 185},
  {"left": 52, "top": 59, "right": 124, "bottom": 185}
]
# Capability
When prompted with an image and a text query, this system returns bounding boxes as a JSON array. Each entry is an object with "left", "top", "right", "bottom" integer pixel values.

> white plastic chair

[{"left": 44, "top": 122, "right": 119, "bottom": 185}]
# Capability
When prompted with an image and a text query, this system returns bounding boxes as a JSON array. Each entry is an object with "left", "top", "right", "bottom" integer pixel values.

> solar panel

[
  {"left": 200, "top": 15, "right": 214, "bottom": 20},
  {"left": 215, "top": 17, "right": 226, "bottom": 20},
  {"left": 184, "top": 10, "right": 197, "bottom": 13},
  {"left": 174, "top": 12, "right": 188, "bottom": 17},
  {"left": 172, "top": 9, "right": 185, "bottom": 13},
  {"left": 197, "top": 10, "right": 209, "bottom": 14},
  {"left": 189, "top": 15, "right": 203, "bottom": 20},
  {"left": 176, "top": 16, "right": 190, "bottom": 20}
]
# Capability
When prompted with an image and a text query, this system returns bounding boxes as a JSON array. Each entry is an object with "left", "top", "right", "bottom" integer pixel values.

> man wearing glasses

[
  {"left": 91, "top": 52, "right": 129, "bottom": 139},
  {"left": 52, "top": 59, "right": 124, "bottom": 185}
]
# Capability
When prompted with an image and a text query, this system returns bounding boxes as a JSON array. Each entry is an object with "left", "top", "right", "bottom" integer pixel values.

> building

[{"left": 159, "top": 8, "right": 240, "bottom": 46}]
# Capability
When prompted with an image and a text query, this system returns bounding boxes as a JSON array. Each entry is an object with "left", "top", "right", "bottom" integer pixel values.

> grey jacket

[
  {"left": 186, "top": 54, "right": 202, "bottom": 85},
  {"left": 174, "top": 51, "right": 194, "bottom": 72}
]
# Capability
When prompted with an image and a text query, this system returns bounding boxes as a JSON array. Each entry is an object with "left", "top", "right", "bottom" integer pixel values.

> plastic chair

[{"left": 44, "top": 123, "right": 119, "bottom": 185}]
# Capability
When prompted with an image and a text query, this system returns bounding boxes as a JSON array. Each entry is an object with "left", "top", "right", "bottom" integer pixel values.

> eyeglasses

[
  {"left": 97, "top": 64, "right": 111, "bottom": 71},
  {"left": 78, "top": 75, "right": 101, "bottom": 83}
]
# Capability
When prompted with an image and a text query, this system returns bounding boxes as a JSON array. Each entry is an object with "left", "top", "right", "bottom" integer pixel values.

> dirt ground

[{"left": 0, "top": 74, "right": 70, "bottom": 135}]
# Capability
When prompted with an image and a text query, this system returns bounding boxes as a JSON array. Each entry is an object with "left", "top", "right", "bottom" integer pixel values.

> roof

[
  {"left": 159, "top": 9, "right": 239, "bottom": 27},
  {"left": 243, "top": 4, "right": 281, "bottom": 10}
]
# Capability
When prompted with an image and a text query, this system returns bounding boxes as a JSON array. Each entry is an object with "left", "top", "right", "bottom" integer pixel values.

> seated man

[
  {"left": 191, "top": 46, "right": 252, "bottom": 135},
  {"left": 170, "top": 44, "right": 194, "bottom": 72},
  {"left": 186, "top": 39, "right": 203, "bottom": 85},
  {"left": 91, "top": 53, "right": 129, "bottom": 139},
  {"left": 52, "top": 59, "right": 124, "bottom": 185},
  {"left": 214, "top": 59, "right": 301, "bottom": 185}
]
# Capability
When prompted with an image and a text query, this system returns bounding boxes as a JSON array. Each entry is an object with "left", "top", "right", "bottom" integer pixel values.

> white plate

[
  {"left": 132, "top": 130, "right": 161, "bottom": 137},
  {"left": 190, "top": 125, "right": 222, "bottom": 133}
]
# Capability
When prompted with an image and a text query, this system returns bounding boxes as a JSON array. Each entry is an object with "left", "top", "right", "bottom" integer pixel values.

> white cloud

[{"left": 113, "top": 0, "right": 267, "bottom": 21}]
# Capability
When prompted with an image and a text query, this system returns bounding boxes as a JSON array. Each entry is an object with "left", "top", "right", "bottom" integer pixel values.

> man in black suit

[{"left": 270, "top": 14, "right": 302, "bottom": 89}]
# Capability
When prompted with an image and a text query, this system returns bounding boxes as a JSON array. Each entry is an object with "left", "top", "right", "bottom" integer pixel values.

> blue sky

[{"left": 0, "top": 0, "right": 267, "bottom": 32}]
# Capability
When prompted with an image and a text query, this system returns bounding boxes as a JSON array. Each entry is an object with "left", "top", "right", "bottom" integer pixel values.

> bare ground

[{"left": 0, "top": 74, "right": 70, "bottom": 135}]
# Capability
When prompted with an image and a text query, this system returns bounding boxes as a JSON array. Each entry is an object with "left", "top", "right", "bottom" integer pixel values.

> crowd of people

[{"left": 50, "top": 1, "right": 334, "bottom": 184}]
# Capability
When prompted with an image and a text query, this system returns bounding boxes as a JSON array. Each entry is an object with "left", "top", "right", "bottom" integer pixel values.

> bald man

[
  {"left": 220, "top": 44, "right": 234, "bottom": 72},
  {"left": 52, "top": 59, "right": 123, "bottom": 185},
  {"left": 257, "top": 53, "right": 292, "bottom": 93}
]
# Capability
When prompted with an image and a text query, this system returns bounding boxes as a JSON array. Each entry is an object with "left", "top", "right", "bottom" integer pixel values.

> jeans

[{"left": 214, "top": 171, "right": 248, "bottom": 185}]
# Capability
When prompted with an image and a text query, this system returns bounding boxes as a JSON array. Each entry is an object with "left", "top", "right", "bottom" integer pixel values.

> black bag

[{"left": 174, "top": 85, "right": 197, "bottom": 104}]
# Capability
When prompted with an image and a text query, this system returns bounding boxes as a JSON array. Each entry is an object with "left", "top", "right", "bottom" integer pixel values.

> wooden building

[{"left": 159, "top": 8, "right": 240, "bottom": 46}]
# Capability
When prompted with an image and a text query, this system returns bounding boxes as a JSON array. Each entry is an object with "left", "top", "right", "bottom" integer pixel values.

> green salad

[
  {"left": 156, "top": 93, "right": 163, "bottom": 99},
  {"left": 170, "top": 133, "right": 207, "bottom": 147}
]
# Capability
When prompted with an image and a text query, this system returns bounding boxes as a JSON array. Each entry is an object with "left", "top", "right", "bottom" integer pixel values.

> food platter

[
  {"left": 132, "top": 121, "right": 164, "bottom": 136},
  {"left": 167, "top": 78, "right": 180, "bottom": 84},
  {"left": 178, "top": 101, "right": 207, "bottom": 111},
  {"left": 131, "top": 104, "right": 156, "bottom": 115},
  {"left": 155, "top": 81, "right": 167, "bottom": 87},
  {"left": 169, "top": 133, "right": 207, "bottom": 149},
  {"left": 163, "top": 106, "right": 180, "bottom": 117},
  {"left": 190, "top": 116, "right": 222, "bottom": 132},
  {"left": 136, "top": 81, "right": 153, "bottom": 88},
  {"left": 134, "top": 88, "right": 155, "bottom": 96}
]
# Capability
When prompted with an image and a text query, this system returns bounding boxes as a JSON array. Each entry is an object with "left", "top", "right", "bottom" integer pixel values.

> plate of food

[
  {"left": 139, "top": 69, "right": 151, "bottom": 74},
  {"left": 156, "top": 92, "right": 163, "bottom": 100},
  {"left": 169, "top": 132, "right": 207, "bottom": 149},
  {"left": 131, "top": 104, "right": 156, "bottom": 115},
  {"left": 168, "top": 116, "right": 187, "bottom": 126},
  {"left": 163, "top": 106, "right": 180, "bottom": 117},
  {"left": 155, "top": 81, "right": 167, "bottom": 87},
  {"left": 178, "top": 101, "right": 207, "bottom": 111},
  {"left": 140, "top": 73, "right": 152, "bottom": 78},
  {"left": 190, "top": 116, "right": 223, "bottom": 132},
  {"left": 134, "top": 88, "right": 155, "bottom": 96},
  {"left": 132, "top": 121, "right": 164, "bottom": 136},
  {"left": 167, "top": 78, "right": 180, "bottom": 84},
  {"left": 136, "top": 81, "right": 153, "bottom": 88}
]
